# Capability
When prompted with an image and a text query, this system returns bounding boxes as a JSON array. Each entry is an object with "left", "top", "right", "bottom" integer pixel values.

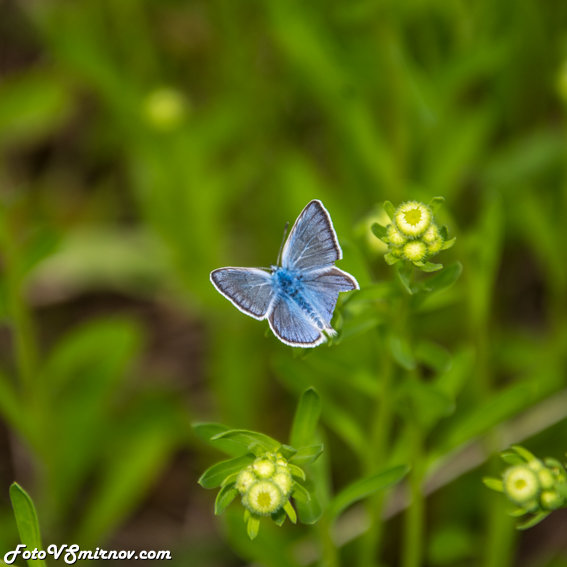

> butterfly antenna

[{"left": 277, "top": 221, "right": 290, "bottom": 266}]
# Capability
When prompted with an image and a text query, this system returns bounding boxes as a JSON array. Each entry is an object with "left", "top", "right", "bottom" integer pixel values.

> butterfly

[{"left": 210, "top": 200, "right": 359, "bottom": 347}]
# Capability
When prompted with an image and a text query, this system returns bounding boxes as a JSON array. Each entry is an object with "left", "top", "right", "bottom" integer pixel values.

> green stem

[
  {"left": 0, "top": 209, "right": 38, "bottom": 393},
  {"left": 319, "top": 512, "right": 340, "bottom": 567},
  {"left": 358, "top": 340, "right": 395, "bottom": 567},
  {"left": 402, "top": 420, "right": 425, "bottom": 567}
]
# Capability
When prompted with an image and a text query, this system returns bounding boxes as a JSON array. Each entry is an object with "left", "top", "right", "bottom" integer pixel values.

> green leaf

[
  {"left": 289, "top": 444, "right": 323, "bottom": 466},
  {"left": 9, "top": 483, "right": 46, "bottom": 567},
  {"left": 500, "top": 450, "right": 525, "bottom": 466},
  {"left": 0, "top": 71, "right": 72, "bottom": 145},
  {"left": 212, "top": 429, "right": 281, "bottom": 455},
  {"left": 397, "top": 380, "right": 454, "bottom": 429},
  {"left": 383, "top": 201, "right": 396, "bottom": 220},
  {"left": 384, "top": 252, "right": 401, "bottom": 266},
  {"left": 371, "top": 223, "right": 388, "bottom": 240},
  {"left": 283, "top": 500, "right": 297, "bottom": 524},
  {"left": 482, "top": 477, "right": 504, "bottom": 492},
  {"left": 516, "top": 511, "right": 550, "bottom": 530},
  {"left": 198, "top": 455, "right": 255, "bottom": 489},
  {"left": 192, "top": 422, "right": 247, "bottom": 457},
  {"left": 395, "top": 263, "right": 414, "bottom": 294},
  {"left": 428, "top": 196, "right": 445, "bottom": 213},
  {"left": 441, "top": 237, "right": 456, "bottom": 250},
  {"left": 433, "top": 384, "right": 536, "bottom": 456},
  {"left": 292, "top": 483, "right": 322, "bottom": 524},
  {"left": 415, "top": 261, "right": 443, "bottom": 272},
  {"left": 247, "top": 515, "right": 261, "bottom": 540},
  {"left": 272, "top": 508, "right": 287, "bottom": 526},
  {"left": 290, "top": 388, "right": 321, "bottom": 449},
  {"left": 288, "top": 463, "right": 306, "bottom": 481},
  {"left": 421, "top": 262, "right": 463, "bottom": 294},
  {"left": 328, "top": 465, "right": 410, "bottom": 519},
  {"left": 215, "top": 484, "right": 239, "bottom": 515},
  {"left": 509, "top": 445, "right": 537, "bottom": 463},
  {"left": 415, "top": 340, "right": 452, "bottom": 373},
  {"left": 388, "top": 333, "right": 416, "bottom": 371}
]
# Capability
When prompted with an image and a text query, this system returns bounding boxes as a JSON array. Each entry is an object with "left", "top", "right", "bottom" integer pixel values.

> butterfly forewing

[
  {"left": 281, "top": 200, "right": 342, "bottom": 271},
  {"left": 210, "top": 268, "right": 274, "bottom": 320}
]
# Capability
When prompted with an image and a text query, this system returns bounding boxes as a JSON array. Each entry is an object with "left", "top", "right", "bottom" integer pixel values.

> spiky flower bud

[{"left": 372, "top": 197, "right": 455, "bottom": 271}]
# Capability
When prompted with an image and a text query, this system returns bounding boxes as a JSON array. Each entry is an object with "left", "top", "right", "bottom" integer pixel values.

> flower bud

[
  {"left": 243, "top": 480, "right": 284, "bottom": 516},
  {"left": 402, "top": 241, "right": 428, "bottom": 263},
  {"left": 503, "top": 465, "right": 540, "bottom": 506},
  {"left": 394, "top": 201, "right": 432, "bottom": 238}
]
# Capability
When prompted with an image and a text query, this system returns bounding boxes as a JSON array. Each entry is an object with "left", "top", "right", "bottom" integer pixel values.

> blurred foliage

[{"left": 1, "top": 0, "right": 567, "bottom": 565}]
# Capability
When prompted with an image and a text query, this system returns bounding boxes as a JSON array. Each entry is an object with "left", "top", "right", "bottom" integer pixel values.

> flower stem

[
  {"left": 0, "top": 208, "right": 38, "bottom": 393},
  {"left": 357, "top": 337, "right": 395, "bottom": 567},
  {"left": 402, "top": 419, "right": 425, "bottom": 567}
]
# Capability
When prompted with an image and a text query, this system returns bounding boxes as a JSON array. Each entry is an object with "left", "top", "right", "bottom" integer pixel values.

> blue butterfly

[{"left": 210, "top": 200, "right": 359, "bottom": 347}]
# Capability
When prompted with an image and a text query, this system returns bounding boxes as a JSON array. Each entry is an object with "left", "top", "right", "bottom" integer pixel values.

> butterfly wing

[
  {"left": 281, "top": 200, "right": 342, "bottom": 271},
  {"left": 300, "top": 267, "right": 359, "bottom": 327},
  {"left": 210, "top": 268, "right": 275, "bottom": 320},
  {"left": 268, "top": 296, "right": 325, "bottom": 348}
]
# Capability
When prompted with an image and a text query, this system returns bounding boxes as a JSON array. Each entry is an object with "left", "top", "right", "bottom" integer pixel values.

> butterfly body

[{"left": 211, "top": 200, "right": 359, "bottom": 347}]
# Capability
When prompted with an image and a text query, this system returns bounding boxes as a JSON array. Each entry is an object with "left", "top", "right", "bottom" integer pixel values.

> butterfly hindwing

[
  {"left": 268, "top": 296, "right": 325, "bottom": 348},
  {"left": 300, "top": 267, "right": 359, "bottom": 326},
  {"left": 210, "top": 268, "right": 274, "bottom": 320},
  {"left": 281, "top": 200, "right": 342, "bottom": 271}
]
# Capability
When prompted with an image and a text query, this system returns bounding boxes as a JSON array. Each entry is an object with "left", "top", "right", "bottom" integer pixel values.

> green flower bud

[
  {"left": 503, "top": 465, "right": 540, "bottom": 506},
  {"left": 540, "top": 490, "right": 564, "bottom": 511},
  {"left": 143, "top": 87, "right": 188, "bottom": 130},
  {"left": 387, "top": 224, "right": 407, "bottom": 248},
  {"left": 253, "top": 458, "right": 276, "bottom": 479},
  {"left": 235, "top": 470, "right": 256, "bottom": 493},
  {"left": 394, "top": 201, "right": 432, "bottom": 238},
  {"left": 243, "top": 480, "right": 284, "bottom": 516},
  {"left": 538, "top": 468, "right": 556, "bottom": 490},
  {"left": 402, "top": 241, "right": 428, "bottom": 263},
  {"left": 272, "top": 470, "right": 293, "bottom": 496}
]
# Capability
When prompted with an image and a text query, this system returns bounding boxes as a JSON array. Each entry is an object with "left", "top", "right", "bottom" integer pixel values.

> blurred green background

[{"left": 1, "top": 0, "right": 567, "bottom": 565}]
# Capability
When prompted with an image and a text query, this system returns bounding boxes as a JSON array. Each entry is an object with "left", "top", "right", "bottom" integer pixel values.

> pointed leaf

[
  {"left": 198, "top": 455, "right": 254, "bottom": 489},
  {"left": 415, "top": 261, "right": 443, "bottom": 272},
  {"left": 247, "top": 515, "right": 261, "bottom": 540},
  {"left": 384, "top": 252, "right": 400, "bottom": 266},
  {"left": 516, "top": 512, "right": 550, "bottom": 530},
  {"left": 371, "top": 223, "right": 388, "bottom": 240},
  {"left": 383, "top": 201, "right": 396, "bottom": 220},
  {"left": 509, "top": 445, "right": 537, "bottom": 463},
  {"left": 283, "top": 500, "right": 297, "bottom": 524},
  {"left": 212, "top": 429, "right": 281, "bottom": 454},
  {"left": 421, "top": 262, "right": 462, "bottom": 294},
  {"left": 9, "top": 483, "right": 47, "bottom": 567},
  {"left": 192, "top": 423, "right": 250, "bottom": 457},
  {"left": 292, "top": 483, "right": 322, "bottom": 524},
  {"left": 482, "top": 477, "right": 504, "bottom": 492},
  {"left": 290, "top": 388, "right": 321, "bottom": 449},
  {"left": 272, "top": 508, "right": 287, "bottom": 526},
  {"left": 429, "top": 196, "right": 445, "bottom": 213},
  {"left": 388, "top": 334, "right": 416, "bottom": 371},
  {"left": 215, "top": 484, "right": 239, "bottom": 515},
  {"left": 328, "top": 465, "right": 410, "bottom": 519}
]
